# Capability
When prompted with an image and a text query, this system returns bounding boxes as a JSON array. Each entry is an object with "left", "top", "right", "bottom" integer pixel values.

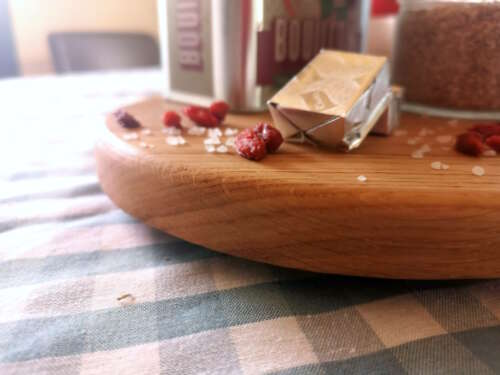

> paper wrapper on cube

[{"left": 267, "top": 50, "right": 398, "bottom": 150}]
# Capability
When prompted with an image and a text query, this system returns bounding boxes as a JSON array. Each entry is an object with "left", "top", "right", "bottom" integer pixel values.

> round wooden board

[{"left": 95, "top": 97, "right": 500, "bottom": 279}]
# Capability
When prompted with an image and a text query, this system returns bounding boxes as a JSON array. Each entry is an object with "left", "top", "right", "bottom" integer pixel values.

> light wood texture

[{"left": 95, "top": 97, "right": 500, "bottom": 279}]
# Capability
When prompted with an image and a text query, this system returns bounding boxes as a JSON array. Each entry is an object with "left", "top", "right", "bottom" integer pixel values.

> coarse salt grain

[
  {"left": 436, "top": 135, "right": 453, "bottom": 144},
  {"left": 225, "top": 137, "right": 235, "bottom": 147},
  {"left": 418, "top": 129, "right": 427, "bottom": 137},
  {"left": 472, "top": 166, "right": 485, "bottom": 176},
  {"left": 163, "top": 127, "right": 181, "bottom": 136},
  {"left": 411, "top": 150, "right": 424, "bottom": 159},
  {"left": 483, "top": 149, "right": 497, "bottom": 157},
  {"left": 394, "top": 129, "right": 408, "bottom": 137},
  {"left": 204, "top": 137, "right": 221, "bottom": 145},
  {"left": 431, "top": 161, "right": 442, "bottom": 170},
  {"left": 122, "top": 132, "right": 139, "bottom": 141},
  {"left": 407, "top": 137, "right": 421, "bottom": 145},
  {"left": 411, "top": 144, "right": 431, "bottom": 159},
  {"left": 166, "top": 136, "right": 179, "bottom": 146},
  {"left": 141, "top": 128, "right": 152, "bottom": 135},
  {"left": 420, "top": 144, "right": 431, "bottom": 153},
  {"left": 187, "top": 126, "right": 206, "bottom": 136},
  {"left": 205, "top": 145, "right": 216, "bottom": 153},
  {"left": 216, "top": 145, "right": 228, "bottom": 153},
  {"left": 357, "top": 175, "right": 367, "bottom": 182},
  {"left": 418, "top": 128, "right": 435, "bottom": 137},
  {"left": 431, "top": 161, "right": 450, "bottom": 170},
  {"left": 224, "top": 128, "right": 239, "bottom": 136},
  {"left": 166, "top": 136, "right": 186, "bottom": 146},
  {"left": 208, "top": 128, "right": 222, "bottom": 138}
]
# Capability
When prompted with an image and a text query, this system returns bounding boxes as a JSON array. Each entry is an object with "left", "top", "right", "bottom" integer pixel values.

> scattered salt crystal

[
  {"left": 436, "top": 135, "right": 453, "bottom": 144},
  {"left": 431, "top": 161, "right": 450, "bottom": 170},
  {"left": 225, "top": 137, "right": 235, "bottom": 147},
  {"left": 187, "top": 126, "right": 206, "bottom": 136},
  {"left": 141, "top": 128, "right": 152, "bottom": 135},
  {"left": 216, "top": 145, "right": 228, "bottom": 153},
  {"left": 224, "top": 128, "right": 239, "bottom": 136},
  {"left": 411, "top": 150, "right": 424, "bottom": 159},
  {"left": 420, "top": 144, "right": 431, "bottom": 153},
  {"left": 407, "top": 137, "right": 421, "bottom": 145},
  {"left": 122, "top": 132, "right": 139, "bottom": 141},
  {"left": 162, "top": 127, "right": 181, "bottom": 136},
  {"left": 166, "top": 136, "right": 186, "bottom": 146},
  {"left": 431, "top": 161, "right": 442, "bottom": 170},
  {"left": 418, "top": 128, "right": 435, "bottom": 137},
  {"left": 394, "top": 129, "right": 408, "bottom": 137},
  {"left": 411, "top": 144, "right": 431, "bottom": 159},
  {"left": 204, "top": 137, "right": 221, "bottom": 145},
  {"left": 205, "top": 145, "right": 216, "bottom": 153},
  {"left": 357, "top": 175, "right": 367, "bottom": 182},
  {"left": 483, "top": 149, "right": 497, "bottom": 157},
  {"left": 166, "top": 136, "right": 179, "bottom": 146},
  {"left": 208, "top": 128, "right": 222, "bottom": 138},
  {"left": 472, "top": 166, "right": 485, "bottom": 176}
]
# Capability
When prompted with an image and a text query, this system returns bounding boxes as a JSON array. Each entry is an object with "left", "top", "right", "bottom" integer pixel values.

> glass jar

[{"left": 393, "top": 0, "right": 500, "bottom": 118}]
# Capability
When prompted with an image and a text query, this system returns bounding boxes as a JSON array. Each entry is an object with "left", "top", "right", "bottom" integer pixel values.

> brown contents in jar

[{"left": 393, "top": 3, "right": 500, "bottom": 111}]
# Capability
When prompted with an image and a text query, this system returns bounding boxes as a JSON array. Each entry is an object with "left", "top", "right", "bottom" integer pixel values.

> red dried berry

[
  {"left": 455, "top": 132, "right": 484, "bottom": 156},
  {"left": 184, "top": 106, "right": 220, "bottom": 128},
  {"left": 209, "top": 101, "right": 230, "bottom": 121},
  {"left": 114, "top": 110, "right": 141, "bottom": 129},
  {"left": 234, "top": 129, "right": 268, "bottom": 161},
  {"left": 253, "top": 122, "right": 283, "bottom": 153},
  {"left": 469, "top": 123, "right": 500, "bottom": 140},
  {"left": 163, "top": 111, "right": 182, "bottom": 128},
  {"left": 485, "top": 135, "right": 500, "bottom": 152}
]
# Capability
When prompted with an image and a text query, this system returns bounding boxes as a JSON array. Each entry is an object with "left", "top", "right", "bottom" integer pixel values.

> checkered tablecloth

[{"left": 1, "top": 70, "right": 499, "bottom": 375}]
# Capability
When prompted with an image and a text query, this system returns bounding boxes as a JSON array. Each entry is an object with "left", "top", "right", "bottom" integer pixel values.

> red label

[{"left": 257, "top": 17, "right": 341, "bottom": 86}]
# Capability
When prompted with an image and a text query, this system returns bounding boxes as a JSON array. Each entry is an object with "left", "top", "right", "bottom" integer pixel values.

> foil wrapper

[
  {"left": 267, "top": 50, "right": 398, "bottom": 150},
  {"left": 371, "top": 85, "right": 404, "bottom": 136}
]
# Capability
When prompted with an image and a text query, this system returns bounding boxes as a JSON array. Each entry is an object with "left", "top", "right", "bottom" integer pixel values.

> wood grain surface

[{"left": 95, "top": 97, "right": 500, "bottom": 279}]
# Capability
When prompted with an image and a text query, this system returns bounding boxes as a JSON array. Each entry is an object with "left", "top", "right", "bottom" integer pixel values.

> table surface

[{"left": 0, "top": 69, "right": 499, "bottom": 375}]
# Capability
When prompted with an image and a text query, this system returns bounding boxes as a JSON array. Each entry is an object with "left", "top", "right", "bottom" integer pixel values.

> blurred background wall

[
  {"left": 8, "top": 0, "right": 158, "bottom": 75},
  {"left": 0, "top": 0, "right": 18, "bottom": 77}
]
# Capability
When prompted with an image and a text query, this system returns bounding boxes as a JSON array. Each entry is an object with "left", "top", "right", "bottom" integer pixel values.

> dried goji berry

[
  {"left": 234, "top": 129, "right": 267, "bottom": 161},
  {"left": 455, "top": 132, "right": 484, "bottom": 156},
  {"left": 163, "top": 111, "right": 182, "bottom": 128},
  {"left": 114, "top": 110, "right": 141, "bottom": 129},
  {"left": 253, "top": 123, "right": 283, "bottom": 153},
  {"left": 209, "top": 101, "right": 230, "bottom": 121},
  {"left": 485, "top": 135, "right": 500, "bottom": 152},
  {"left": 184, "top": 106, "right": 220, "bottom": 128},
  {"left": 469, "top": 123, "right": 500, "bottom": 139}
]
